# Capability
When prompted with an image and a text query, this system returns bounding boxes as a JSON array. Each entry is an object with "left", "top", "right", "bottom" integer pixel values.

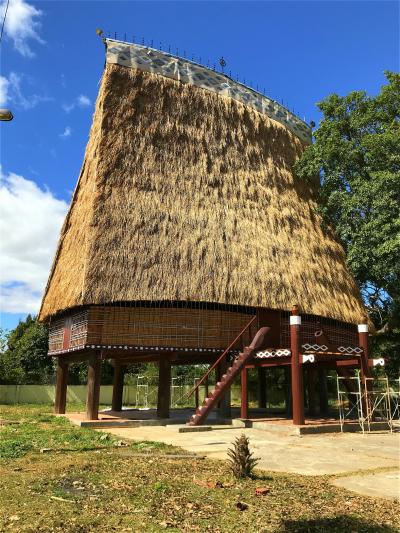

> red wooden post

[
  {"left": 240, "top": 366, "right": 248, "bottom": 419},
  {"left": 358, "top": 321, "right": 372, "bottom": 416},
  {"left": 54, "top": 358, "right": 68, "bottom": 414},
  {"left": 290, "top": 305, "right": 305, "bottom": 425},
  {"left": 358, "top": 322, "right": 371, "bottom": 380},
  {"left": 86, "top": 353, "right": 101, "bottom": 420}
]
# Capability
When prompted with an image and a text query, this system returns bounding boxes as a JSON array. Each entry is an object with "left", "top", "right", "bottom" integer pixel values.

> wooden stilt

[
  {"left": 111, "top": 362, "right": 125, "bottom": 412},
  {"left": 307, "top": 367, "right": 317, "bottom": 417},
  {"left": 318, "top": 368, "right": 329, "bottom": 415},
  {"left": 257, "top": 367, "right": 267, "bottom": 409},
  {"left": 240, "top": 366, "right": 248, "bottom": 419},
  {"left": 290, "top": 305, "right": 305, "bottom": 425},
  {"left": 284, "top": 367, "right": 292, "bottom": 416},
  {"left": 86, "top": 353, "right": 101, "bottom": 420},
  {"left": 157, "top": 357, "right": 171, "bottom": 419},
  {"left": 54, "top": 358, "right": 68, "bottom": 414}
]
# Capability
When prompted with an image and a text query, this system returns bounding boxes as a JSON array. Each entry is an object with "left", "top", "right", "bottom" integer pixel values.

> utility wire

[{"left": 0, "top": 0, "right": 10, "bottom": 43}]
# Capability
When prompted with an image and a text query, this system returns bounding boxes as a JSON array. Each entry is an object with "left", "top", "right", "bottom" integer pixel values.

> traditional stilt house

[{"left": 39, "top": 38, "right": 377, "bottom": 424}]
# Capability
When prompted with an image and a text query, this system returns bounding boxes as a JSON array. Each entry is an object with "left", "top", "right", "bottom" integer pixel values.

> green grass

[
  {"left": 0, "top": 404, "right": 177, "bottom": 459},
  {"left": 0, "top": 404, "right": 399, "bottom": 532}
]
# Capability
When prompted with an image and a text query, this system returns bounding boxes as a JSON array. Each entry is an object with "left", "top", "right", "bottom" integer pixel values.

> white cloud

[
  {"left": 77, "top": 94, "right": 91, "bottom": 107},
  {"left": 0, "top": 0, "right": 44, "bottom": 57},
  {"left": 0, "top": 71, "right": 51, "bottom": 110},
  {"left": 0, "top": 76, "right": 10, "bottom": 106},
  {"left": 59, "top": 126, "right": 72, "bottom": 138},
  {"left": 0, "top": 169, "right": 68, "bottom": 314},
  {"left": 62, "top": 94, "right": 91, "bottom": 113}
]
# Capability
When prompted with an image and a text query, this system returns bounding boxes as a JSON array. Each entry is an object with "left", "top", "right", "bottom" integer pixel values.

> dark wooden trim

[
  {"left": 257, "top": 367, "right": 267, "bottom": 409},
  {"left": 307, "top": 367, "right": 317, "bottom": 416},
  {"left": 111, "top": 362, "right": 125, "bottom": 411},
  {"left": 240, "top": 366, "right": 248, "bottom": 419},
  {"left": 86, "top": 353, "right": 101, "bottom": 420},
  {"left": 54, "top": 359, "right": 68, "bottom": 414},
  {"left": 157, "top": 358, "right": 171, "bottom": 419},
  {"left": 318, "top": 368, "right": 329, "bottom": 415}
]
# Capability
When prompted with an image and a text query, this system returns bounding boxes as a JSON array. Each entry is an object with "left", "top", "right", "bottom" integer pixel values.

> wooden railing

[{"left": 186, "top": 315, "right": 257, "bottom": 399}]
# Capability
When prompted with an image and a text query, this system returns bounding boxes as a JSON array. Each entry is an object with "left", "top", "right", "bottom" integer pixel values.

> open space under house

[{"left": 39, "top": 37, "right": 394, "bottom": 431}]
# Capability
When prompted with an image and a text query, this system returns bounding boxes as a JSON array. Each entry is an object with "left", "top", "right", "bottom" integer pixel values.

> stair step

[{"left": 186, "top": 321, "right": 256, "bottom": 426}]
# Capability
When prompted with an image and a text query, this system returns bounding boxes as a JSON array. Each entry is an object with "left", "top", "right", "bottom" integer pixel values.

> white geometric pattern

[
  {"left": 337, "top": 346, "right": 363, "bottom": 354},
  {"left": 255, "top": 349, "right": 291, "bottom": 359},
  {"left": 302, "top": 344, "right": 328, "bottom": 352}
]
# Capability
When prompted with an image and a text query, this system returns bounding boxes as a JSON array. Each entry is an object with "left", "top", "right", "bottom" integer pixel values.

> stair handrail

[{"left": 186, "top": 315, "right": 257, "bottom": 399}]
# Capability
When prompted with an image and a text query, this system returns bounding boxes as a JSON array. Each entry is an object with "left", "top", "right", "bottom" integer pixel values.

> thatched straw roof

[{"left": 39, "top": 54, "right": 367, "bottom": 324}]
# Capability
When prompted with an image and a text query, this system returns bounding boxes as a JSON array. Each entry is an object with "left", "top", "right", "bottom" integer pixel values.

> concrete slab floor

[
  {"left": 332, "top": 470, "right": 400, "bottom": 501},
  {"left": 99, "top": 425, "right": 400, "bottom": 501}
]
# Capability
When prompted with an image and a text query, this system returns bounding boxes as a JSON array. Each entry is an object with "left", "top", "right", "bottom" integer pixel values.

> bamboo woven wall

[{"left": 49, "top": 305, "right": 253, "bottom": 352}]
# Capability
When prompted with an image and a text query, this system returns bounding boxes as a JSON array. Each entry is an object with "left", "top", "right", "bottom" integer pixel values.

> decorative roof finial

[{"left": 219, "top": 57, "right": 226, "bottom": 73}]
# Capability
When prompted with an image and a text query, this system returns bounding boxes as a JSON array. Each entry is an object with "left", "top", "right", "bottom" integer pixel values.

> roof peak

[{"left": 104, "top": 37, "right": 312, "bottom": 144}]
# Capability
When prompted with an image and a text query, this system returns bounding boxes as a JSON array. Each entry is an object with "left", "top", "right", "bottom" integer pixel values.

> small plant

[{"left": 227, "top": 433, "right": 259, "bottom": 479}]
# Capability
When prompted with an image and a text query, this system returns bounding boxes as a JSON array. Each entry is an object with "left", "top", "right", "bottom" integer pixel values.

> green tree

[
  {"left": 0, "top": 315, "right": 53, "bottom": 384},
  {"left": 295, "top": 71, "right": 400, "bottom": 378}
]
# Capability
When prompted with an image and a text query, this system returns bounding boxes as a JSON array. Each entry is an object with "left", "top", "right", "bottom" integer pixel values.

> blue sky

[{"left": 0, "top": 0, "right": 399, "bottom": 330}]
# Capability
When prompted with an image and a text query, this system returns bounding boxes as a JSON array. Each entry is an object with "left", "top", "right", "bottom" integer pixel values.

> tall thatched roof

[{"left": 39, "top": 40, "right": 367, "bottom": 324}]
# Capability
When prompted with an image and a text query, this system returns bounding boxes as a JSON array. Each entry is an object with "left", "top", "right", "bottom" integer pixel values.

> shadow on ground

[{"left": 283, "top": 515, "right": 396, "bottom": 532}]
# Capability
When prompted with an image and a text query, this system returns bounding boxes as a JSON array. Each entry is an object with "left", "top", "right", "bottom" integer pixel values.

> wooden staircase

[{"left": 187, "top": 319, "right": 272, "bottom": 426}]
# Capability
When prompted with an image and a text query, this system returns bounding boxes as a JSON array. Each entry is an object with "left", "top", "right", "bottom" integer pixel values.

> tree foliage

[
  {"left": 295, "top": 72, "right": 400, "bottom": 377},
  {"left": 0, "top": 315, "right": 52, "bottom": 384}
]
